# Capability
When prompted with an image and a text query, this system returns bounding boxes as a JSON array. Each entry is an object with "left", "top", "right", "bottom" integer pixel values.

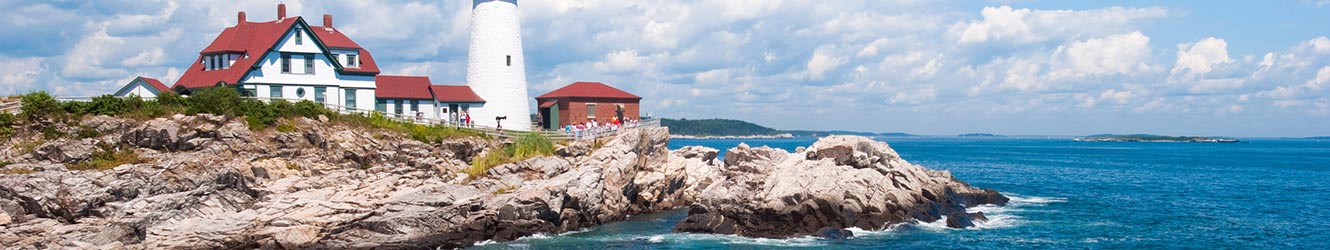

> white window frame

[{"left": 586, "top": 103, "right": 596, "bottom": 118}]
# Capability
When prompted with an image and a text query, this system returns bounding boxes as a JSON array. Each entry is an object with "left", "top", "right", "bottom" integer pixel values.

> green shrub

[
  {"left": 0, "top": 113, "right": 15, "bottom": 139},
  {"left": 20, "top": 91, "right": 61, "bottom": 121},
  {"left": 59, "top": 101, "right": 90, "bottom": 117},
  {"left": 86, "top": 95, "right": 126, "bottom": 115},
  {"left": 122, "top": 96, "right": 145, "bottom": 110},
  {"left": 292, "top": 100, "right": 326, "bottom": 118},
  {"left": 186, "top": 87, "right": 241, "bottom": 115},
  {"left": 123, "top": 100, "right": 170, "bottom": 120},
  {"left": 157, "top": 91, "right": 186, "bottom": 107},
  {"left": 0, "top": 113, "right": 15, "bottom": 127},
  {"left": 41, "top": 126, "right": 64, "bottom": 140},
  {"left": 268, "top": 99, "right": 293, "bottom": 117}
]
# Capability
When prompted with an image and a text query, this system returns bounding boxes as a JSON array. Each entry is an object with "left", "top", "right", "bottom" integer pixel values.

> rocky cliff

[
  {"left": 0, "top": 115, "right": 1005, "bottom": 249},
  {"left": 0, "top": 114, "right": 689, "bottom": 249}
]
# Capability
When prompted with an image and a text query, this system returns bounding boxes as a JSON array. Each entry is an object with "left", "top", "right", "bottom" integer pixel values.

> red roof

[
  {"left": 173, "top": 16, "right": 380, "bottom": 89},
  {"left": 536, "top": 82, "right": 641, "bottom": 100},
  {"left": 375, "top": 75, "right": 435, "bottom": 99},
  {"left": 430, "top": 85, "right": 485, "bottom": 103},
  {"left": 139, "top": 77, "right": 171, "bottom": 92},
  {"left": 309, "top": 25, "right": 380, "bottom": 74},
  {"left": 538, "top": 99, "right": 556, "bottom": 108}
]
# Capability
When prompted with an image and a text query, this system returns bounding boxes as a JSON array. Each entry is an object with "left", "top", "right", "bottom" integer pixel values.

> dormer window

[
  {"left": 347, "top": 54, "right": 357, "bottom": 68},
  {"left": 295, "top": 29, "right": 303, "bottom": 45}
]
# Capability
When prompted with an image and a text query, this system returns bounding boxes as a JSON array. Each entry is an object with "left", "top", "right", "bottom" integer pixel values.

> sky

[{"left": 1, "top": 0, "right": 1328, "bottom": 137}]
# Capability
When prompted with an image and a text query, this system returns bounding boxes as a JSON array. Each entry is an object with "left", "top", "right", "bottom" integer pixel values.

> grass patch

[
  {"left": 492, "top": 185, "right": 517, "bottom": 195},
  {"left": 465, "top": 133, "right": 554, "bottom": 179},
  {"left": 1, "top": 166, "right": 39, "bottom": 175},
  {"left": 285, "top": 161, "right": 300, "bottom": 170},
  {"left": 76, "top": 126, "right": 102, "bottom": 138},
  {"left": 15, "top": 139, "right": 43, "bottom": 155},
  {"left": 275, "top": 120, "right": 298, "bottom": 133},
  {"left": 68, "top": 143, "right": 146, "bottom": 171},
  {"left": 329, "top": 112, "right": 486, "bottom": 143},
  {"left": 591, "top": 138, "right": 605, "bottom": 150}
]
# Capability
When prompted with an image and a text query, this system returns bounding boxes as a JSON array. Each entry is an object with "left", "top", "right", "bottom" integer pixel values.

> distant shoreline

[
  {"left": 670, "top": 133, "right": 794, "bottom": 139},
  {"left": 1074, "top": 134, "right": 1239, "bottom": 143}
]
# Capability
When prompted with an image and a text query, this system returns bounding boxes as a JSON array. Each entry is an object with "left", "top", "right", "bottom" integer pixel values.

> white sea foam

[
  {"left": 663, "top": 233, "right": 828, "bottom": 247},
  {"left": 912, "top": 215, "right": 954, "bottom": 231},
  {"left": 557, "top": 227, "right": 595, "bottom": 236},
  {"left": 648, "top": 235, "right": 665, "bottom": 243},
  {"left": 471, "top": 239, "right": 497, "bottom": 246},
  {"left": 844, "top": 225, "right": 904, "bottom": 238},
  {"left": 973, "top": 212, "right": 1021, "bottom": 229},
  {"left": 1007, "top": 195, "right": 1067, "bottom": 204},
  {"left": 516, "top": 233, "right": 551, "bottom": 240}
]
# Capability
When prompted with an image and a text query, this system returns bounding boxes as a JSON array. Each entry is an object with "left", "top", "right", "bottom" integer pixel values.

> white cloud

[
  {"left": 1306, "top": 66, "right": 1330, "bottom": 90},
  {"left": 805, "top": 48, "right": 844, "bottom": 80},
  {"left": 0, "top": 56, "right": 44, "bottom": 92},
  {"left": 593, "top": 50, "right": 649, "bottom": 73},
  {"left": 1171, "top": 37, "right": 1231, "bottom": 78},
  {"left": 1049, "top": 32, "right": 1152, "bottom": 78},
  {"left": 950, "top": 6, "right": 1168, "bottom": 45},
  {"left": 889, "top": 87, "right": 937, "bottom": 105},
  {"left": 122, "top": 48, "right": 167, "bottom": 67}
]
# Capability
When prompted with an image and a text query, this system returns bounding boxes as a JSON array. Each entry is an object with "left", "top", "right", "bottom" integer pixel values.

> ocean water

[{"left": 472, "top": 137, "right": 1330, "bottom": 249}]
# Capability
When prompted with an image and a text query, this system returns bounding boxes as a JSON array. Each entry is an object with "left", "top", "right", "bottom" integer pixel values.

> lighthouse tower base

[{"left": 465, "top": 0, "right": 531, "bottom": 131}]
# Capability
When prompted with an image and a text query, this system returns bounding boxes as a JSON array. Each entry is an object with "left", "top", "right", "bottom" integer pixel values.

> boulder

[
  {"left": 674, "top": 135, "right": 1007, "bottom": 238},
  {"left": 32, "top": 139, "right": 95, "bottom": 163},
  {"left": 79, "top": 116, "right": 130, "bottom": 135},
  {"left": 554, "top": 141, "right": 591, "bottom": 157}
]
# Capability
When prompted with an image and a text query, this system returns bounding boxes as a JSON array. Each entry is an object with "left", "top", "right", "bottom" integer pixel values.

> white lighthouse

[{"left": 465, "top": 0, "right": 532, "bottom": 131}]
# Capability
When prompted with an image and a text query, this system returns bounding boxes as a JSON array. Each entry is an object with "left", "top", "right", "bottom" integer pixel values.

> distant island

[
  {"left": 958, "top": 133, "right": 1005, "bottom": 138},
  {"left": 661, "top": 118, "right": 920, "bottom": 138},
  {"left": 660, "top": 118, "right": 791, "bottom": 138},
  {"left": 1306, "top": 136, "right": 1330, "bottom": 140},
  {"left": 1075, "top": 134, "right": 1239, "bottom": 143},
  {"left": 785, "top": 130, "right": 922, "bottom": 138}
]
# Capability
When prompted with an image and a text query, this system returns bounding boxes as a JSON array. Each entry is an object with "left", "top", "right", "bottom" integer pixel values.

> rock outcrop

[
  {"left": 672, "top": 136, "right": 1007, "bottom": 238},
  {"left": 0, "top": 114, "right": 1004, "bottom": 248}
]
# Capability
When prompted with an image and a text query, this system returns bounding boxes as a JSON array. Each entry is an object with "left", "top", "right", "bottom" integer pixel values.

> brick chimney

[
  {"left": 277, "top": 3, "right": 286, "bottom": 20},
  {"left": 323, "top": 14, "right": 333, "bottom": 29},
  {"left": 237, "top": 11, "right": 246, "bottom": 24}
]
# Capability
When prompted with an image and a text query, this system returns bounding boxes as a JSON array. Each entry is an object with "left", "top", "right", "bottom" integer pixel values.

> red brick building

[{"left": 535, "top": 82, "right": 641, "bottom": 130}]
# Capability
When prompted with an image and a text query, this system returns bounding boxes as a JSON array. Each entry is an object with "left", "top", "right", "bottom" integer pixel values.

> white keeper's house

[{"left": 150, "top": 3, "right": 483, "bottom": 121}]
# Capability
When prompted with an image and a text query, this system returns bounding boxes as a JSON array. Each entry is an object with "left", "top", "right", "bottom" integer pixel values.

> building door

[
  {"left": 539, "top": 107, "right": 551, "bottom": 130},
  {"left": 449, "top": 104, "right": 459, "bottom": 122}
]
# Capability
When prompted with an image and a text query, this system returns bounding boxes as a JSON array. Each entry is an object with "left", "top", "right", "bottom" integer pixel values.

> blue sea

[{"left": 473, "top": 137, "right": 1330, "bottom": 249}]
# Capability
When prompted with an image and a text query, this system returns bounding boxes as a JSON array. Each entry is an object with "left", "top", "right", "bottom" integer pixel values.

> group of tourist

[{"left": 563, "top": 117, "right": 642, "bottom": 139}]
